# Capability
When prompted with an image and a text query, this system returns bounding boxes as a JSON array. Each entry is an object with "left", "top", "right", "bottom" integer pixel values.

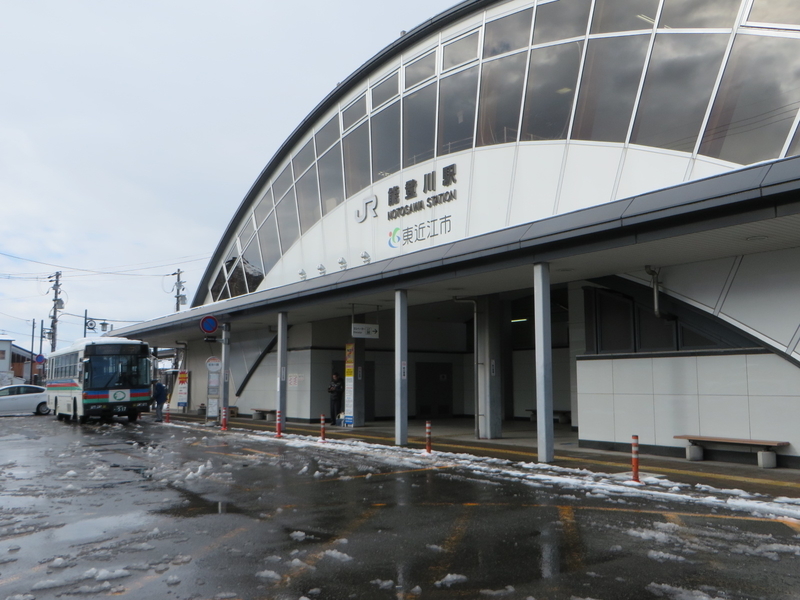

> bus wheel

[
  {"left": 128, "top": 412, "right": 139, "bottom": 424},
  {"left": 79, "top": 414, "right": 90, "bottom": 424}
]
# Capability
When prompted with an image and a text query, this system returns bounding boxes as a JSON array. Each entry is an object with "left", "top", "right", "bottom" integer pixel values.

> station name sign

[{"left": 386, "top": 163, "right": 458, "bottom": 221}]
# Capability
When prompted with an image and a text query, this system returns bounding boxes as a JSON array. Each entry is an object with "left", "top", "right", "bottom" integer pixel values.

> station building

[{"left": 113, "top": 0, "right": 800, "bottom": 467}]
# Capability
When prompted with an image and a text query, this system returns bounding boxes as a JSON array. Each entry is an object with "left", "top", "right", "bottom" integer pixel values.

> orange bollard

[
  {"left": 320, "top": 414, "right": 326, "bottom": 442},
  {"left": 426, "top": 420, "right": 432, "bottom": 454},
  {"left": 221, "top": 406, "right": 228, "bottom": 431},
  {"left": 276, "top": 409, "right": 282, "bottom": 438},
  {"left": 631, "top": 435, "right": 640, "bottom": 482}
]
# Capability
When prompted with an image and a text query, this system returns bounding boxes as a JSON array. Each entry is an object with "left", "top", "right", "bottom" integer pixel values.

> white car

[{"left": 0, "top": 385, "right": 50, "bottom": 416}]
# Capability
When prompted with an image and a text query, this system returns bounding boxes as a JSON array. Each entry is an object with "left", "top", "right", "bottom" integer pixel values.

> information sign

[
  {"left": 344, "top": 343, "right": 355, "bottom": 426},
  {"left": 206, "top": 356, "right": 222, "bottom": 372},
  {"left": 351, "top": 323, "right": 380, "bottom": 339},
  {"left": 176, "top": 370, "right": 189, "bottom": 407}
]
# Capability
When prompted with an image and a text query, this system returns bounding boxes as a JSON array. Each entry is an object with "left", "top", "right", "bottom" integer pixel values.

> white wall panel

[
  {"left": 652, "top": 357, "right": 697, "bottom": 396},
  {"left": 320, "top": 199, "right": 355, "bottom": 273},
  {"left": 612, "top": 358, "right": 653, "bottom": 395},
  {"left": 613, "top": 394, "right": 655, "bottom": 444},
  {"left": 467, "top": 147, "right": 516, "bottom": 237},
  {"left": 509, "top": 144, "right": 565, "bottom": 225},
  {"left": 688, "top": 157, "right": 736, "bottom": 181},
  {"left": 656, "top": 257, "right": 737, "bottom": 311},
  {"left": 577, "top": 393, "right": 615, "bottom": 441},
  {"left": 696, "top": 354, "right": 748, "bottom": 396},
  {"left": 654, "top": 394, "right": 700, "bottom": 446},
  {"left": 615, "top": 148, "right": 690, "bottom": 201},
  {"left": 557, "top": 144, "right": 622, "bottom": 215},
  {"left": 749, "top": 396, "right": 800, "bottom": 452},
  {"left": 698, "top": 394, "right": 750, "bottom": 438},
  {"left": 577, "top": 359, "right": 613, "bottom": 394},
  {"left": 746, "top": 353, "right": 800, "bottom": 396},
  {"left": 578, "top": 353, "right": 800, "bottom": 455},
  {"left": 720, "top": 248, "right": 800, "bottom": 348}
]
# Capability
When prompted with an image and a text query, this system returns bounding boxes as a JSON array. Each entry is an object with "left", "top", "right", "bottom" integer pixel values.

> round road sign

[
  {"left": 206, "top": 356, "right": 222, "bottom": 372},
  {"left": 200, "top": 315, "right": 219, "bottom": 334},
  {"left": 35, "top": 354, "right": 45, "bottom": 364}
]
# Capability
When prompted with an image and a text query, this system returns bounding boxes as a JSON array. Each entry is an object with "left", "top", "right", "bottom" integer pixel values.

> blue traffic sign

[
  {"left": 199, "top": 315, "right": 219, "bottom": 334},
  {"left": 35, "top": 354, "right": 45, "bottom": 364}
]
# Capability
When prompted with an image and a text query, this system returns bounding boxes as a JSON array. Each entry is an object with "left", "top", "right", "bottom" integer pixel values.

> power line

[{"left": 0, "top": 250, "right": 210, "bottom": 277}]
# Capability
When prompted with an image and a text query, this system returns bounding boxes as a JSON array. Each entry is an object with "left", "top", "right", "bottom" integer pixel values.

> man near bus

[{"left": 152, "top": 379, "right": 167, "bottom": 422}]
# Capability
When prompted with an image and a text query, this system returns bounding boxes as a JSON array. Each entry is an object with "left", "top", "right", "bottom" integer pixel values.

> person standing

[
  {"left": 152, "top": 378, "right": 167, "bottom": 422},
  {"left": 328, "top": 372, "right": 344, "bottom": 425}
]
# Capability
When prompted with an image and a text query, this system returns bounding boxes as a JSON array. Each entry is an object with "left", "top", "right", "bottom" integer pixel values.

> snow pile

[
  {"left": 322, "top": 549, "right": 352, "bottom": 562},
  {"left": 435, "top": 573, "right": 467, "bottom": 588}
]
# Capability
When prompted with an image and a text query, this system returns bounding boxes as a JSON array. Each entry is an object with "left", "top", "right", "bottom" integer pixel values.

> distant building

[
  {"left": 0, "top": 338, "right": 43, "bottom": 385},
  {"left": 114, "top": 0, "right": 800, "bottom": 467}
]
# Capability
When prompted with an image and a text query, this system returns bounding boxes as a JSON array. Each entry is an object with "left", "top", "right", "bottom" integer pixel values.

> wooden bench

[
  {"left": 525, "top": 409, "right": 571, "bottom": 424},
  {"left": 250, "top": 408, "right": 276, "bottom": 422},
  {"left": 674, "top": 435, "right": 789, "bottom": 468}
]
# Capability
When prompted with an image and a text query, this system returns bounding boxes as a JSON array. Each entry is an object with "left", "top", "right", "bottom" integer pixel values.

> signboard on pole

[
  {"left": 176, "top": 370, "right": 189, "bottom": 407},
  {"left": 344, "top": 343, "right": 355, "bottom": 426},
  {"left": 351, "top": 323, "right": 380, "bottom": 339},
  {"left": 206, "top": 356, "right": 222, "bottom": 373}
]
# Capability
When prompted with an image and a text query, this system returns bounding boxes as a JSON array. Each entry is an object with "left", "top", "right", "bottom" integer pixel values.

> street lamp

[{"left": 83, "top": 310, "right": 111, "bottom": 336}]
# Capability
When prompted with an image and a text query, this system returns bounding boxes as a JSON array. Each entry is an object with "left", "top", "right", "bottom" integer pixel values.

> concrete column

[
  {"left": 476, "top": 296, "right": 502, "bottom": 439},
  {"left": 276, "top": 312, "right": 288, "bottom": 427},
  {"left": 351, "top": 316, "right": 366, "bottom": 427},
  {"left": 567, "top": 282, "right": 586, "bottom": 430},
  {"left": 395, "top": 290, "right": 408, "bottom": 446},
  {"left": 534, "top": 263, "right": 554, "bottom": 463},
  {"left": 221, "top": 323, "right": 231, "bottom": 414}
]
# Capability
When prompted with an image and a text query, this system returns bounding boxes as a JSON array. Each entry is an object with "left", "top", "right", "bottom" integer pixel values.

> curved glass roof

[{"left": 198, "top": 0, "right": 800, "bottom": 306}]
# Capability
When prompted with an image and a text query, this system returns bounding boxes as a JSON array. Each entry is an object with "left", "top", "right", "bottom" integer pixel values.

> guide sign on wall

[
  {"left": 176, "top": 371, "right": 189, "bottom": 408},
  {"left": 344, "top": 343, "right": 355, "bottom": 426}
]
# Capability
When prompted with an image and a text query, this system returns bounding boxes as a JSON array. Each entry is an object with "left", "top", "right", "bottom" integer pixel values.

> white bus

[{"left": 47, "top": 338, "right": 152, "bottom": 423}]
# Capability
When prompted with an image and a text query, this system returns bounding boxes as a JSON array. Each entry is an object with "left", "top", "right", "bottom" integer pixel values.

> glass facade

[{"left": 208, "top": 0, "right": 800, "bottom": 303}]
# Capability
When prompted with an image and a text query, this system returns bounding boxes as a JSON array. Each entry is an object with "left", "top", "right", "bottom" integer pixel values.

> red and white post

[
  {"left": 320, "top": 414, "right": 326, "bottom": 442},
  {"left": 425, "top": 420, "right": 432, "bottom": 454},
  {"left": 631, "top": 434, "right": 640, "bottom": 483},
  {"left": 221, "top": 406, "right": 228, "bottom": 431},
  {"left": 275, "top": 409, "right": 282, "bottom": 438},
  {"left": 164, "top": 401, "right": 170, "bottom": 424}
]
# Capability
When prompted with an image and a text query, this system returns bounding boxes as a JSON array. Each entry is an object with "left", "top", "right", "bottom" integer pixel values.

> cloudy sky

[{"left": 0, "top": 0, "right": 458, "bottom": 353}]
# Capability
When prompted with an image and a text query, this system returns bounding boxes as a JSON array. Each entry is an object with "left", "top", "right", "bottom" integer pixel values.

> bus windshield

[{"left": 85, "top": 355, "right": 150, "bottom": 390}]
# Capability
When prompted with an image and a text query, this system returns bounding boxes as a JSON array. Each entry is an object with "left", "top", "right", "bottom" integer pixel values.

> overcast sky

[{"left": 0, "top": 0, "right": 459, "bottom": 353}]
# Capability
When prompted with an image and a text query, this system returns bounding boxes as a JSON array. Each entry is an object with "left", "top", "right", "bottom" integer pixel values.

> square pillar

[
  {"left": 395, "top": 290, "right": 408, "bottom": 446},
  {"left": 476, "top": 296, "right": 503, "bottom": 439},
  {"left": 534, "top": 263, "right": 554, "bottom": 463},
  {"left": 276, "top": 312, "right": 288, "bottom": 428}
]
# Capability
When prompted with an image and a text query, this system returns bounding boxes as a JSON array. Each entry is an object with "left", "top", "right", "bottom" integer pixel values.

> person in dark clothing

[
  {"left": 328, "top": 372, "right": 344, "bottom": 425},
  {"left": 152, "top": 379, "right": 167, "bottom": 422}
]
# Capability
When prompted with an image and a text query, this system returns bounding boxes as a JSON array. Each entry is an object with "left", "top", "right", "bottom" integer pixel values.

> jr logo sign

[{"left": 355, "top": 195, "right": 378, "bottom": 223}]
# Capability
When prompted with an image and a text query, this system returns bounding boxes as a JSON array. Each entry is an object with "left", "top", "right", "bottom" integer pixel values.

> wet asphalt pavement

[{"left": 1, "top": 415, "right": 800, "bottom": 600}]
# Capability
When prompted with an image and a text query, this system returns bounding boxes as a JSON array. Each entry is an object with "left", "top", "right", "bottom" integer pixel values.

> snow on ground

[{"left": 163, "top": 423, "right": 800, "bottom": 523}]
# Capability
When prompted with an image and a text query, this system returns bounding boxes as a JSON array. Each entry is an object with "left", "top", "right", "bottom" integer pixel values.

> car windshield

[{"left": 85, "top": 355, "right": 150, "bottom": 390}]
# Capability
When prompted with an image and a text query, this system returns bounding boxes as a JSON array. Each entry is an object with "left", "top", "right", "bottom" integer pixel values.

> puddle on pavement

[{"left": 155, "top": 488, "right": 244, "bottom": 518}]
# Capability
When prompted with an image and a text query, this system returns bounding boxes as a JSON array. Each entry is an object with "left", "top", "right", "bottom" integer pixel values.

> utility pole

[
  {"left": 49, "top": 271, "right": 62, "bottom": 352},
  {"left": 30, "top": 319, "right": 35, "bottom": 384},
  {"left": 172, "top": 270, "right": 186, "bottom": 312}
]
